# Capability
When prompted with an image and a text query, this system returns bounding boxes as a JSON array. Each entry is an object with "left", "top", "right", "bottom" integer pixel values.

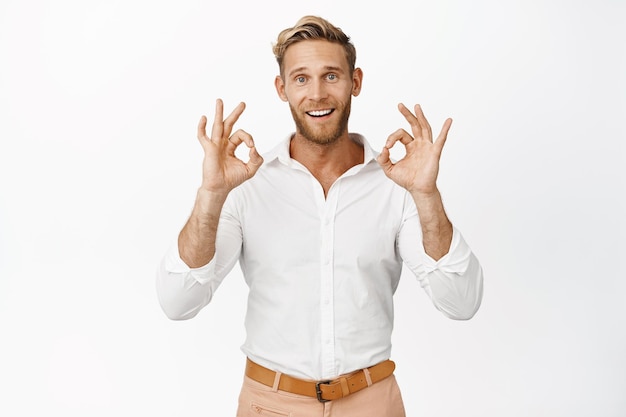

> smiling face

[{"left": 275, "top": 40, "right": 362, "bottom": 146}]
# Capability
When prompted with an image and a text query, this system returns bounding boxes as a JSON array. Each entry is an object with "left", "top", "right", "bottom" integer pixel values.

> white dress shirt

[{"left": 156, "top": 133, "right": 483, "bottom": 380}]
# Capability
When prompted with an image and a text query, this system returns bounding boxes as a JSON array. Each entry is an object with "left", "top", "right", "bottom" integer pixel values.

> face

[{"left": 275, "top": 40, "right": 362, "bottom": 146}]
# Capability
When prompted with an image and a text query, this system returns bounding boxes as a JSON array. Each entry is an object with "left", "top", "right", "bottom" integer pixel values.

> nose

[{"left": 309, "top": 79, "right": 328, "bottom": 101}]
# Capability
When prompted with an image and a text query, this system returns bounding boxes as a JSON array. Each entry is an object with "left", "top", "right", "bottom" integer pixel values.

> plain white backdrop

[{"left": 1, "top": 0, "right": 624, "bottom": 416}]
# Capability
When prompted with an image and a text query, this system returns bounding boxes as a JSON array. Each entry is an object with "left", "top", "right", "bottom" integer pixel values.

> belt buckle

[{"left": 315, "top": 380, "right": 331, "bottom": 403}]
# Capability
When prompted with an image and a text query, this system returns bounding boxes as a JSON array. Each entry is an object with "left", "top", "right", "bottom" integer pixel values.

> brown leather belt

[{"left": 245, "top": 358, "right": 396, "bottom": 402}]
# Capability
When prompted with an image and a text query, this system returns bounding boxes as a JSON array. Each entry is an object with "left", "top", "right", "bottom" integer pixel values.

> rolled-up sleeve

[
  {"left": 155, "top": 202, "right": 243, "bottom": 320},
  {"left": 398, "top": 212, "right": 484, "bottom": 320}
]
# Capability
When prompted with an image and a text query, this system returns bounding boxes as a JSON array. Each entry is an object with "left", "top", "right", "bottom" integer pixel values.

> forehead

[{"left": 282, "top": 40, "right": 349, "bottom": 75}]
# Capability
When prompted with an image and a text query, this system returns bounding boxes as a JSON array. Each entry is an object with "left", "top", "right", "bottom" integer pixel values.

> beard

[{"left": 289, "top": 98, "right": 352, "bottom": 146}]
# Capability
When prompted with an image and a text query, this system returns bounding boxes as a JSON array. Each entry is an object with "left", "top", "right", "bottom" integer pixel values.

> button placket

[{"left": 319, "top": 180, "right": 340, "bottom": 378}]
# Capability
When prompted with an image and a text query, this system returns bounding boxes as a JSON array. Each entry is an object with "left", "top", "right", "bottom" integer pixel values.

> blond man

[{"left": 157, "top": 15, "right": 483, "bottom": 417}]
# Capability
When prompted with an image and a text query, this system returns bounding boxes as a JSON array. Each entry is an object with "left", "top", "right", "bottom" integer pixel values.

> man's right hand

[
  {"left": 178, "top": 99, "right": 263, "bottom": 268},
  {"left": 197, "top": 99, "right": 263, "bottom": 195}
]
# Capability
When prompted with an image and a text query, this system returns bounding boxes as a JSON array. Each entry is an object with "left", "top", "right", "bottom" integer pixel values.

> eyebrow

[{"left": 287, "top": 65, "right": 345, "bottom": 78}]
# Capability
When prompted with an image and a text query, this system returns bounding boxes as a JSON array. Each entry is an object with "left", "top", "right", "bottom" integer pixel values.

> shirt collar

[{"left": 264, "top": 133, "right": 378, "bottom": 169}]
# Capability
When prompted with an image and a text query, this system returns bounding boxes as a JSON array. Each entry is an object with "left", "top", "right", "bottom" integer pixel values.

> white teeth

[{"left": 308, "top": 109, "right": 332, "bottom": 117}]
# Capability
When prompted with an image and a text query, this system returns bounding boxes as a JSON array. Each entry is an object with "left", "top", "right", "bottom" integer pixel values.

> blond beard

[{"left": 289, "top": 101, "right": 351, "bottom": 146}]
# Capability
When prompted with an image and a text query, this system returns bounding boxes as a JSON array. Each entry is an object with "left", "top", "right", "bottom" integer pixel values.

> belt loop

[
  {"left": 339, "top": 377, "right": 350, "bottom": 397},
  {"left": 363, "top": 367, "right": 373, "bottom": 387},
  {"left": 271, "top": 371, "right": 282, "bottom": 392}
]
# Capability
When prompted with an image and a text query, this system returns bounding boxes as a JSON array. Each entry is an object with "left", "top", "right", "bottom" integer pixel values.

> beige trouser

[{"left": 236, "top": 374, "right": 406, "bottom": 417}]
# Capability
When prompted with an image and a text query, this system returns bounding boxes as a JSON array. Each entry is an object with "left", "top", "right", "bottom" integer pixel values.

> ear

[
  {"left": 351, "top": 68, "right": 363, "bottom": 97},
  {"left": 275, "top": 75, "right": 288, "bottom": 102}
]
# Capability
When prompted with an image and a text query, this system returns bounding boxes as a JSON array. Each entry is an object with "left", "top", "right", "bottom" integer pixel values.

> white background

[{"left": 1, "top": 0, "right": 625, "bottom": 416}]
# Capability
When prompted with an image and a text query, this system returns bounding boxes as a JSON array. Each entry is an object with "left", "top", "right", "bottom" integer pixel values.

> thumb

[
  {"left": 376, "top": 147, "right": 393, "bottom": 173},
  {"left": 246, "top": 147, "right": 264, "bottom": 175}
]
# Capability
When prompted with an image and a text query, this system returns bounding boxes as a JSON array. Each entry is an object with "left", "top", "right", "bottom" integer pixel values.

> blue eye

[
  {"left": 296, "top": 76, "right": 306, "bottom": 83},
  {"left": 327, "top": 74, "right": 336, "bottom": 81}
]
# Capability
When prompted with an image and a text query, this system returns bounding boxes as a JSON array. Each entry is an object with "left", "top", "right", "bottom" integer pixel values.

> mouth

[{"left": 306, "top": 109, "right": 334, "bottom": 117}]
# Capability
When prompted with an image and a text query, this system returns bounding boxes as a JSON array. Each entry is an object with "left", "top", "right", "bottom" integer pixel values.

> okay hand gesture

[
  {"left": 377, "top": 103, "right": 452, "bottom": 196},
  {"left": 197, "top": 99, "right": 263, "bottom": 195}
]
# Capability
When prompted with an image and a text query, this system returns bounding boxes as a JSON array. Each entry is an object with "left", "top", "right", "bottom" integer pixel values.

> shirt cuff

[
  {"left": 163, "top": 240, "right": 216, "bottom": 285},
  {"left": 419, "top": 226, "right": 472, "bottom": 275}
]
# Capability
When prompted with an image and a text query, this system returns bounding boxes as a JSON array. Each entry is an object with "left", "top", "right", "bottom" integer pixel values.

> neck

[{"left": 290, "top": 132, "right": 364, "bottom": 196}]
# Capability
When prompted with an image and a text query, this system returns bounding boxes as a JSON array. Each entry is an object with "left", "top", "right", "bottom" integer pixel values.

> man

[{"left": 157, "top": 15, "right": 483, "bottom": 416}]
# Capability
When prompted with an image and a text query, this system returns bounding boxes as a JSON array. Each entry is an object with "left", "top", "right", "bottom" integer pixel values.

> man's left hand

[{"left": 377, "top": 103, "right": 452, "bottom": 197}]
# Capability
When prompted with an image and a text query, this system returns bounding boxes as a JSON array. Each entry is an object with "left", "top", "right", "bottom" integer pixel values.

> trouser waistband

[{"left": 245, "top": 358, "right": 396, "bottom": 403}]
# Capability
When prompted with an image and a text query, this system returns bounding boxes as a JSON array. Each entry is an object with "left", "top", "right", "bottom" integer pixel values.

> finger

[
  {"left": 197, "top": 115, "right": 208, "bottom": 142},
  {"left": 246, "top": 147, "right": 264, "bottom": 175},
  {"left": 434, "top": 118, "right": 453, "bottom": 151},
  {"left": 398, "top": 103, "right": 431, "bottom": 141},
  {"left": 210, "top": 98, "right": 224, "bottom": 143},
  {"left": 376, "top": 146, "right": 393, "bottom": 172},
  {"left": 412, "top": 104, "right": 433, "bottom": 142},
  {"left": 226, "top": 129, "right": 254, "bottom": 150},
  {"left": 223, "top": 102, "right": 246, "bottom": 138},
  {"left": 385, "top": 128, "right": 414, "bottom": 148},
  {"left": 397, "top": 103, "right": 418, "bottom": 126},
  {"left": 397, "top": 103, "right": 426, "bottom": 141}
]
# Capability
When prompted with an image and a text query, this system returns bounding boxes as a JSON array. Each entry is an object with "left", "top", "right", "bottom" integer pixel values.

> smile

[{"left": 306, "top": 109, "right": 334, "bottom": 117}]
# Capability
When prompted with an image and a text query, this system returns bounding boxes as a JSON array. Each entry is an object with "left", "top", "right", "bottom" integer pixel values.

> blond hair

[{"left": 272, "top": 16, "right": 357, "bottom": 76}]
